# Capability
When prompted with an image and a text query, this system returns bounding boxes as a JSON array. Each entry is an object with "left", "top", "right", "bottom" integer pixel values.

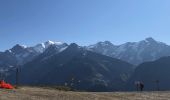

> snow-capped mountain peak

[
  {"left": 20, "top": 45, "right": 27, "bottom": 49},
  {"left": 44, "top": 40, "right": 64, "bottom": 47},
  {"left": 45, "top": 40, "right": 63, "bottom": 45},
  {"left": 87, "top": 41, "right": 114, "bottom": 49},
  {"left": 2, "top": 37, "right": 170, "bottom": 66},
  {"left": 44, "top": 40, "right": 55, "bottom": 45},
  {"left": 33, "top": 43, "right": 46, "bottom": 53},
  {"left": 33, "top": 40, "right": 66, "bottom": 53},
  {"left": 87, "top": 37, "right": 170, "bottom": 65},
  {"left": 10, "top": 44, "right": 27, "bottom": 53}
]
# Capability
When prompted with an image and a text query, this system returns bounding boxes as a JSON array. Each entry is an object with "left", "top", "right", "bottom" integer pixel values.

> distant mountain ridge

[
  {"left": 0, "top": 41, "right": 68, "bottom": 71},
  {"left": 1, "top": 37, "right": 170, "bottom": 69},
  {"left": 87, "top": 37, "right": 170, "bottom": 65}
]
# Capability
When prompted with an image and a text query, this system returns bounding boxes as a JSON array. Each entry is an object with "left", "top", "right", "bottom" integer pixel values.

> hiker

[
  {"left": 135, "top": 81, "right": 144, "bottom": 91},
  {"left": 139, "top": 82, "right": 144, "bottom": 91},
  {"left": 135, "top": 81, "right": 140, "bottom": 91}
]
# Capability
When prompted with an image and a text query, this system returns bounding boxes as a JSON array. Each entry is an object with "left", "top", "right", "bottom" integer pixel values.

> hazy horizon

[{"left": 1, "top": 0, "right": 170, "bottom": 51}]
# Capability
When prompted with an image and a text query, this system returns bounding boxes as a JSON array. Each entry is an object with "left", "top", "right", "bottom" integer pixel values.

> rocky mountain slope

[
  {"left": 87, "top": 37, "right": 170, "bottom": 65},
  {"left": 7, "top": 43, "right": 134, "bottom": 91}
]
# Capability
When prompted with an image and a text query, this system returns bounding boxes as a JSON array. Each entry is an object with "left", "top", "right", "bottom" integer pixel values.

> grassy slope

[{"left": 0, "top": 87, "right": 170, "bottom": 100}]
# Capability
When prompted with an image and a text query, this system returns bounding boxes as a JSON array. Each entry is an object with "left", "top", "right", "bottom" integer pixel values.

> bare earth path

[{"left": 0, "top": 87, "right": 170, "bottom": 100}]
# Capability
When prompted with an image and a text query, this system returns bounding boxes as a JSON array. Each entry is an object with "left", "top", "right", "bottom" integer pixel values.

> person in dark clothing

[
  {"left": 139, "top": 82, "right": 144, "bottom": 91},
  {"left": 135, "top": 81, "right": 140, "bottom": 91}
]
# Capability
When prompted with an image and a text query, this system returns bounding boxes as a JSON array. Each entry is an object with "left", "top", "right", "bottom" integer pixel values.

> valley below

[{"left": 0, "top": 87, "right": 170, "bottom": 100}]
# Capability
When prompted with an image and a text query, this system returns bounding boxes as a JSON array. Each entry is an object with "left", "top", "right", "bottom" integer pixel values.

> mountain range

[
  {"left": 1, "top": 37, "right": 170, "bottom": 91},
  {"left": 8, "top": 43, "right": 133, "bottom": 91},
  {"left": 0, "top": 41, "right": 68, "bottom": 69},
  {"left": 1, "top": 37, "right": 170, "bottom": 68},
  {"left": 87, "top": 37, "right": 170, "bottom": 65}
]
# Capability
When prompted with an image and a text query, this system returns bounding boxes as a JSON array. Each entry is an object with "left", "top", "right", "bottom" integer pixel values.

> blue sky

[{"left": 0, "top": 0, "right": 170, "bottom": 51}]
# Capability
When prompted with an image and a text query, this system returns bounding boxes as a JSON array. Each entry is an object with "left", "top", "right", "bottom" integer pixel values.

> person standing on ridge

[{"left": 139, "top": 82, "right": 144, "bottom": 91}]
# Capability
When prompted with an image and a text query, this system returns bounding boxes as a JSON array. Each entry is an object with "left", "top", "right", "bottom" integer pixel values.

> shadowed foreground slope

[
  {"left": 7, "top": 43, "right": 134, "bottom": 91},
  {"left": 0, "top": 87, "right": 170, "bottom": 100}
]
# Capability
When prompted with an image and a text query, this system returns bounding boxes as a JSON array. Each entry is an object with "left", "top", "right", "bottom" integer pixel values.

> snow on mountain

[
  {"left": 59, "top": 46, "right": 68, "bottom": 52},
  {"left": 1, "top": 38, "right": 170, "bottom": 67},
  {"left": 8, "top": 44, "right": 38, "bottom": 64},
  {"left": 33, "top": 43, "right": 45, "bottom": 53},
  {"left": 86, "top": 41, "right": 117, "bottom": 56},
  {"left": 86, "top": 37, "right": 170, "bottom": 65},
  {"left": 33, "top": 40, "right": 66, "bottom": 53},
  {"left": 0, "top": 40, "right": 68, "bottom": 67}
]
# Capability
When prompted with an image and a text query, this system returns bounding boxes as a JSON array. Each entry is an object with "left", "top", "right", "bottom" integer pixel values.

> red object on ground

[{"left": 0, "top": 80, "right": 14, "bottom": 89}]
